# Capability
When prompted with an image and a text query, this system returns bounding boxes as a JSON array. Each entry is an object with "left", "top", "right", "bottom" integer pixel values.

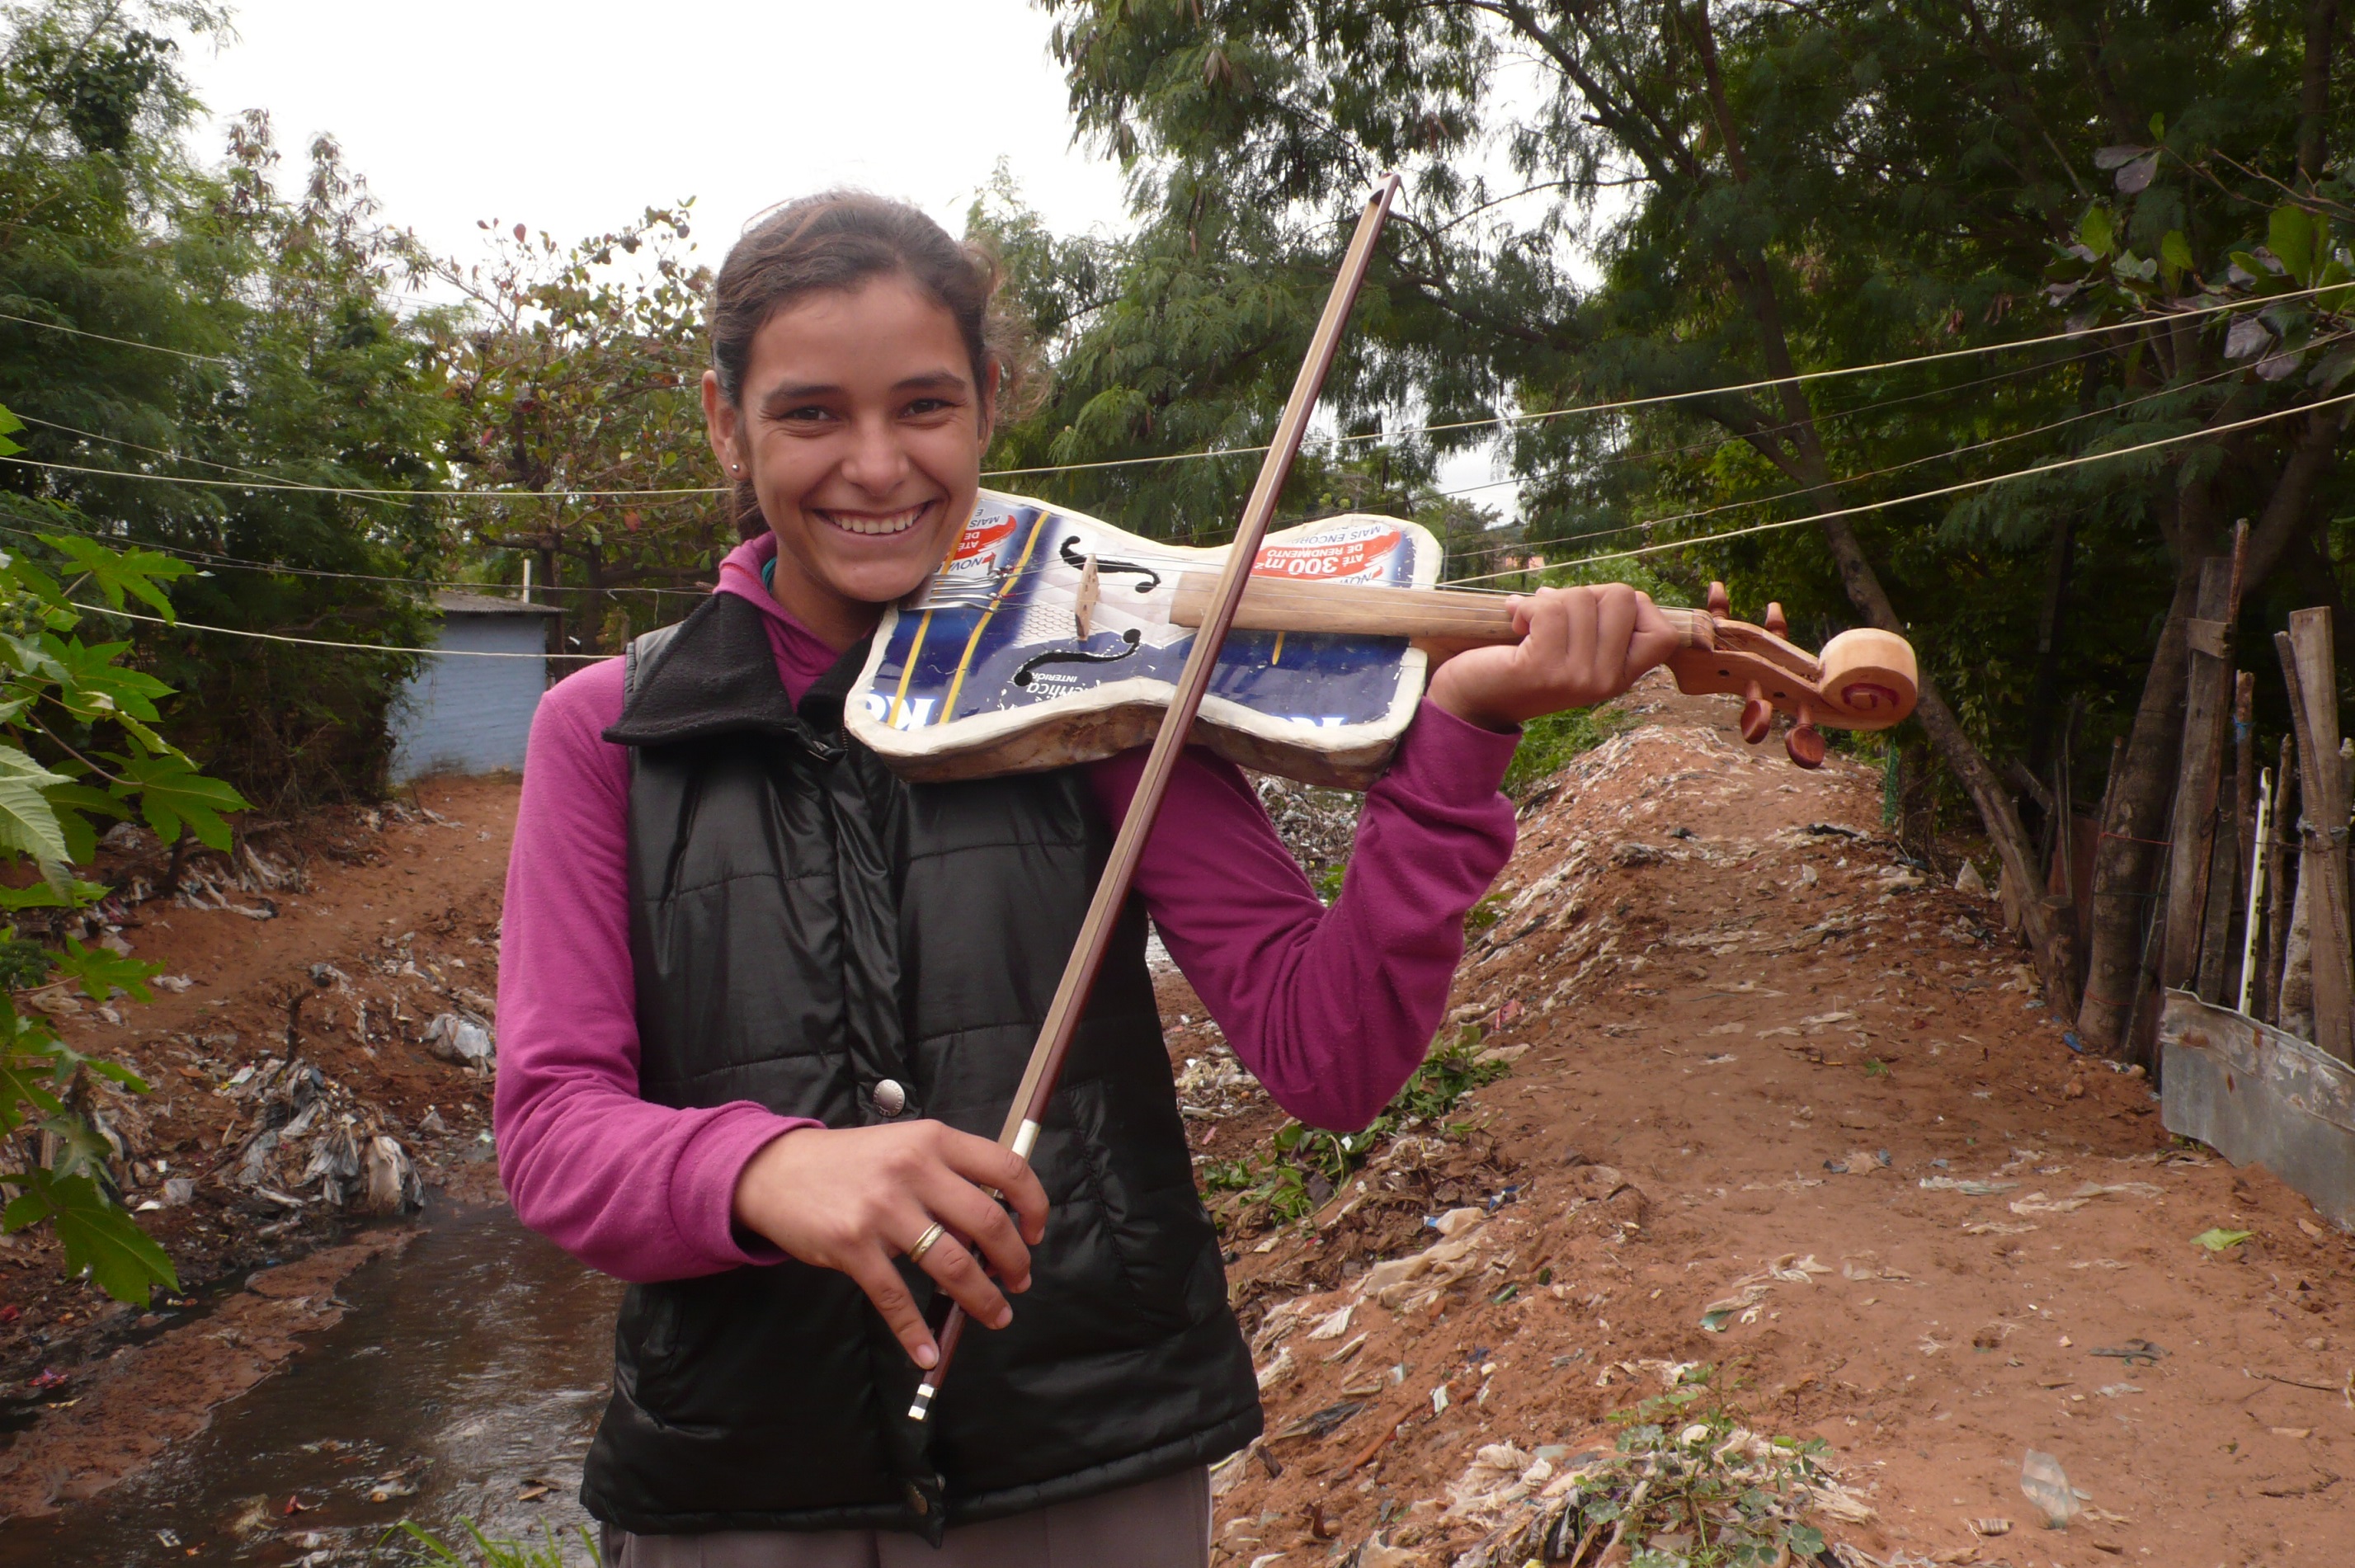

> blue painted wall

[{"left": 389, "top": 611, "right": 549, "bottom": 782}]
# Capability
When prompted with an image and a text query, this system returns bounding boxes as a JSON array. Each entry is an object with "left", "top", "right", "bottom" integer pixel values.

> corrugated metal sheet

[
  {"left": 2160, "top": 989, "right": 2355, "bottom": 1231},
  {"left": 388, "top": 598, "right": 557, "bottom": 783}
]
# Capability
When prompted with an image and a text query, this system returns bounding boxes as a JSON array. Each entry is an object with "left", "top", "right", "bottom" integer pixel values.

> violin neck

[{"left": 1169, "top": 572, "right": 1710, "bottom": 648}]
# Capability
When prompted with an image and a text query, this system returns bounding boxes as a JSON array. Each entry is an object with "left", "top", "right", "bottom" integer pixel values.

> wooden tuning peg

[
  {"left": 1707, "top": 581, "right": 1731, "bottom": 617},
  {"left": 1739, "top": 680, "right": 1772, "bottom": 745},
  {"left": 1785, "top": 701, "right": 1826, "bottom": 770},
  {"left": 1764, "top": 600, "right": 1787, "bottom": 638}
]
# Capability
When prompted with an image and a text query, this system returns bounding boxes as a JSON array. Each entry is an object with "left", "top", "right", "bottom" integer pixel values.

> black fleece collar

[{"left": 601, "top": 591, "right": 871, "bottom": 747}]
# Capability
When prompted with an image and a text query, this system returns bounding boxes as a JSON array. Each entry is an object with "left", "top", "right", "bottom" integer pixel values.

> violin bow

[{"left": 908, "top": 172, "right": 1404, "bottom": 1422}]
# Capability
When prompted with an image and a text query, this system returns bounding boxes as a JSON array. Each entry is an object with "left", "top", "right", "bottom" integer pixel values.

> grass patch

[{"left": 392, "top": 1521, "right": 598, "bottom": 1568}]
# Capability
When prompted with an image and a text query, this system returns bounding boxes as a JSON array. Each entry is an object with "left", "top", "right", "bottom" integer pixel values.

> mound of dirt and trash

[{"left": 1172, "top": 671, "right": 2355, "bottom": 1568}]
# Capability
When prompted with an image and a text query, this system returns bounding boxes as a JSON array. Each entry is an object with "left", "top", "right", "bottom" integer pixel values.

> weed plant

[{"left": 1207, "top": 1027, "right": 1508, "bottom": 1227}]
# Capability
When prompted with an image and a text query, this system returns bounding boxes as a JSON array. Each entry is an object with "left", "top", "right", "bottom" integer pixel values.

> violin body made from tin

[{"left": 845, "top": 493, "right": 1918, "bottom": 787}]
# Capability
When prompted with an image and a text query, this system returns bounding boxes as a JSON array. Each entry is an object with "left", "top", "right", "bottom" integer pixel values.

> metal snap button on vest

[{"left": 871, "top": 1079, "right": 907, "bottom": 1118}]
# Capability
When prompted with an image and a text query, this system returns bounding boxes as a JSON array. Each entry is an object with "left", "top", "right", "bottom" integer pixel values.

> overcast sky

[
  {"left": 177, "top": 0, "right": 1513, "bottom": 511},
  {"left": 179, "top": 1, "right": 1134, "bottom": 277}
]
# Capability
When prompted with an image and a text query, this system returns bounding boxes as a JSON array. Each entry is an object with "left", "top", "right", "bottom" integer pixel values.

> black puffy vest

[{"left": 577, "top": 591, "right": 1261, "bottom": 1541}]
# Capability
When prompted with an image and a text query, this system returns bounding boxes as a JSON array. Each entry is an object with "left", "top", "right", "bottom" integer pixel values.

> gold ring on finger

[{"left": 907, "top": 1221, "right": 947, "bottom": 1264}]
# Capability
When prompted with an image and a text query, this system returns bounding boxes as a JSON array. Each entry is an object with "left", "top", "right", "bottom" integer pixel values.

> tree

[
  {"left": 2, "top": 3, "right": 461, "bottom": 812},
  {"left": 1030, "top": 0, "right": 2354, "bottom": 1041},
  {"left": 437, "top": 207, "right": 724, "bottom": 656}
]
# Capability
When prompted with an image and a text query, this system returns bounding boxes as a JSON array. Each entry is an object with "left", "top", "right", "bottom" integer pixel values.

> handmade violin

[{"left": 845, "top": 497, "right": 1917, "bottom": 784}]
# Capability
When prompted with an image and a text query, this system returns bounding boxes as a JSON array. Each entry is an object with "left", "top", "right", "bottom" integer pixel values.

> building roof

[{"left": 435, "top": 590, "right": 562, "bottom": 616}]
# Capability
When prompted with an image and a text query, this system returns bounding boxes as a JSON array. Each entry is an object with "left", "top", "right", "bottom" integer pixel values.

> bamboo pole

[{"left": 2239, "top": 768, "right": 2273, "bottom": 1016}]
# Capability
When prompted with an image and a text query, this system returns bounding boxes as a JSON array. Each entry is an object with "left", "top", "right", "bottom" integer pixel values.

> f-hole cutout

[
  {"left": 1013, "top": 627, "right": 1144, "bottom": 686},
  {"left": 1060, "top": 535, "right": 1161, "bottom": 593}
]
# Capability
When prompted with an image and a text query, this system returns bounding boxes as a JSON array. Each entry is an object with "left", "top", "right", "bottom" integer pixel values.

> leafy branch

[{"left": 0, "top": 397, "right": 251, "bottom": 1302}]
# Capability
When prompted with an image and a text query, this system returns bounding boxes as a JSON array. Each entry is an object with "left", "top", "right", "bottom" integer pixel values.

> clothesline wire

[
  {"left": 92, "top": 604, "right": 608, "bottom": 661},
  {"left": 0, "top": 308, "right": 236, "bottom": 365},
  {"left": 0, "top": 516, "right": 706, "bottom": 598},
  {"left": 1422, "top": 328, "right": 2350, "bottom": 561},
  {"left": 4, "top": 325, "right": 2123, "bottom": 586},
  {"left": 1123, "top": 334, "right": 2141, "bottom": 551},
  {"left": 4, "top": 280, "right": 2337, "bottom": 500},
  {"left": 1439, "top": 387, "right": 2355, "bottom": 584},
  {"left": 73, "top": 388, "right": 2352, "bottom": 656},
  {"left": 978, "top": 280, "right": 2346, "bottom": 479}
]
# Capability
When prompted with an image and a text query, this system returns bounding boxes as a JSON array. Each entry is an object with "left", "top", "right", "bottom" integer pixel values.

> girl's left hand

[{"left": 1425, "top": 583, "right": 1680, "bottom": 732}]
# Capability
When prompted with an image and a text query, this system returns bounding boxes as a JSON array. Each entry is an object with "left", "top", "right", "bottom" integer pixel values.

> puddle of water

[{"left": 0, "top": 1203, "right": 621, "bottom": 1566}]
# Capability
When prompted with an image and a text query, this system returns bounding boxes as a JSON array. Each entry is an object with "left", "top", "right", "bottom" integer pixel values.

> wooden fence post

[
  {"left": 2260, "top": 735, "right": 2300, "bottom": 1026},
  {"left": 2197, "top": 671, "right": 2258, "bottom": 1000},
  {"left": 2160, "top": 558, "right": 2239, "bottom": 992},
  {"left": 2275, "top": 610, "right": 2353, "bottom": 1062}
]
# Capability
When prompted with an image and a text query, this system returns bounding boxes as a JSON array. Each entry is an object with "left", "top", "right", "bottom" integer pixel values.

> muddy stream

[{"left": 0, "top": 1206, "right": 620, "bottom": 1566}]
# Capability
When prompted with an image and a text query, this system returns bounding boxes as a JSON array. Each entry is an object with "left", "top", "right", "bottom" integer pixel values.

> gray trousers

[{"left": 603, "top": 1465, "right": 1210, "bottom": 1567}]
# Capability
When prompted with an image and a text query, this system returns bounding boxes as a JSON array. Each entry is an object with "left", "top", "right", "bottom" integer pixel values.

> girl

[{"left": 497, "top": 191, "right": 1675, "bottom": 1568}]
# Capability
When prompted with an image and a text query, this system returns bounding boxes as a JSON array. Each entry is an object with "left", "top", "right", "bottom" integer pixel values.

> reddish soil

[{"left": 1185, "top": 673, "right": 2355, "bottom": 1568}]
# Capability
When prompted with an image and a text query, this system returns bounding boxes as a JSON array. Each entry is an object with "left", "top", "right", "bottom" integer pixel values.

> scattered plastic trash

[
  {"left": 2089, "top": 1339, "right": 2164, "bottom": 1365},
  {"left": 1919, "top": 1176, "right": 2018, "bottom": 1196},
  {"left": 2194, "top": 1227, "right": 2254, "bottom": 1251},
  {"left": 1955, "top": 860, "right": 1990, "bottom": 897},
  {"left": 2019, "top": 1448, "right": 2084, "bottom": 1528},
  {"left": 424, "top": 1011, "right": 494, "bottom": 1067}
]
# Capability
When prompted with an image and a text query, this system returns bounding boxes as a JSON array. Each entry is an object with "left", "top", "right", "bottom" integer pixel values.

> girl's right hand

[{"left": 730, "top": 1122, "right": 1051, "bottom": 1368}]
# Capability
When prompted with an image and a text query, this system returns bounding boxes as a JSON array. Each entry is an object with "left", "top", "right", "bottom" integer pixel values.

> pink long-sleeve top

[{"left": 494, "top": 533, "right": 1519, "bottom": 1283}]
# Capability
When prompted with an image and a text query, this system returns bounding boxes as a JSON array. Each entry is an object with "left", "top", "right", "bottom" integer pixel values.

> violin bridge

[{"left": 1074, "top": 552, "right": 1100, "bottom": 641}]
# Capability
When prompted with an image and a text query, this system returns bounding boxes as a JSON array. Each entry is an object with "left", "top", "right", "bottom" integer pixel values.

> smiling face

[{"left": 703, "top": 275, "right": 995, "bottom": 650}]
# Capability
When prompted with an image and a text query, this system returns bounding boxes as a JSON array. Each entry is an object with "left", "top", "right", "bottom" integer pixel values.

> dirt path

[
  {"left": 1190, "top": 675, "right": 2355, "bottom": 1568},
  {"left": 0, "top": 775, "right": 519, "bottom": 1518}
]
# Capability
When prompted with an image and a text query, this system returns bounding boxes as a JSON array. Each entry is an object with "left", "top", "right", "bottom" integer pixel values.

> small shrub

[
  {"left": 1502, "top": 705, "right": 1630, "bottom": 798},
  {"left": 1235, "top": 1027, "right": 1508, "bottom": 1224}
]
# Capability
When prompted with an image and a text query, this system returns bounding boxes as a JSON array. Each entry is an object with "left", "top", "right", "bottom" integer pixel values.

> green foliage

[
  {"left": 1232, "top": 1025, "right": 1507, "bottom": 1225},
  {"left": 1561, "top": 1368, "right": 1842, "bottom": 1567},
  {"left": 392, "top": 1520, "right": 599, "bottom": 1568},
  {"left": 1501, "top": 705, "right": 1632, "bottom": 798},
  {"left": 1034, "top": 0, "right": 2355, "bottom": 865},
  {"left": 438, "top": 206, "right": 722, "bottom": 654},
  {"left": 1, "top": 7, "right": 456, "bottom": 812},
  {"left": 0, "top": 403, "right": 246, "bottom": 1302},
  {"left": 2, "top": 1166, "right": 173, "bottom": 1302}
]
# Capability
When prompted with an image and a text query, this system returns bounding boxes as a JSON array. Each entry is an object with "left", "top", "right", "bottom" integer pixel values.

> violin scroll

[{"left": 1664, "top": 581, "right": 1919, "bottom": 770}]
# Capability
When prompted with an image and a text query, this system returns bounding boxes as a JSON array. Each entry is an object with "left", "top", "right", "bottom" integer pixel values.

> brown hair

[{"left": 710, "top": 191, "right": 1035, "bottom": 539}]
